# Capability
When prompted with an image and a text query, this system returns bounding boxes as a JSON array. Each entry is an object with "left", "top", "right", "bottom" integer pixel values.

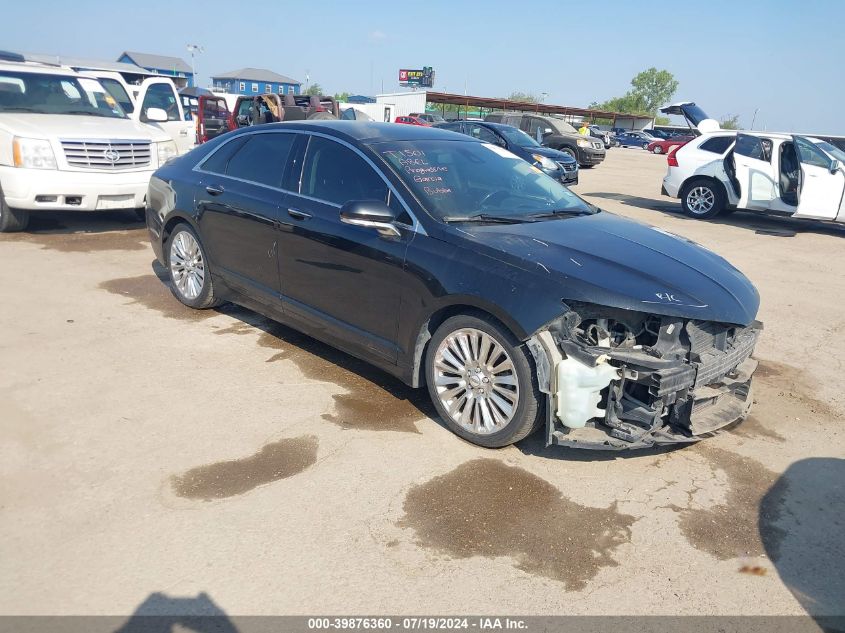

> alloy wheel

[
  {"left": 169, "top": 230, "right": 205, "bottom": 300},
  {"left": 686, "top": 186, "right": 715, "bottom": 214},
  {"left": 432, "top": 328, "right": 520, "bottom": 435}
]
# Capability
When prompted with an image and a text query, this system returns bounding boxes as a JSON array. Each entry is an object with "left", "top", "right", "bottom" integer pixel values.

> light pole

[
  {"left": 750, "top": 108, "right": 759, "bottom": 131},
  {"left": 186, "top": 44, "right": 203, "bottom": 88}
]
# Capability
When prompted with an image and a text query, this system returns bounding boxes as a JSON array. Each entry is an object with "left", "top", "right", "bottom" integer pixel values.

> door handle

[
  {"left": 205, "top": 185, "right": 224, "bottom": 196},
  {"left": 180, "top": 129, "right": 189, "bottom": 135},
  {"left": 288, "top": 208, "right": 312, "bottom": 220}
]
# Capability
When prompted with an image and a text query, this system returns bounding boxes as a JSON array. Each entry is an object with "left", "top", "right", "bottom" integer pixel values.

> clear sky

[{"left": 5, "top": 0, "right": 844, "bottom": 134}]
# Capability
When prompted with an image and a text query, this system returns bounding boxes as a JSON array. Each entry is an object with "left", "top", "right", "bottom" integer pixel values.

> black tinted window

[
  {"left": 226, "top": 133, "right": 295, "bottom": 188},
  {"left": 200, "top": 137, "right": 248, "bottom": 175},
  {"left": 699, "top": 136, "right": 734, "bottom": 154},
  {"left": 301, "top": 136, "right": 388, "bottom": 205},
  {"left": 734, "top": 135, "right": 767, "bottom": 161}
]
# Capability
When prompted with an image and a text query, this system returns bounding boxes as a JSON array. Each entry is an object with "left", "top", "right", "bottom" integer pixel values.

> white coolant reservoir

[{"left": 555, "top": 356, "right": 620, "bottom": 429}]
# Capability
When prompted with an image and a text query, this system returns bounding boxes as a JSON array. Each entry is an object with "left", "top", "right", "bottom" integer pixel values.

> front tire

[
  {"left": 652, "top": 145, "right": 664, "bottom": 154},
  {"left": 0, "top": 184, "right": 30, "bottom": 232},
  {"left": 425, "top": 314, "right": 543, "bottom": 448},
  {"left": 559, "top": 147, "right": 577, "bottom": 161},
  {"left": 166, "top": 223, "right": 222, "bottom": 309},
  {"left": 680, "top": 179, "right": 725, "bottom": 219}
]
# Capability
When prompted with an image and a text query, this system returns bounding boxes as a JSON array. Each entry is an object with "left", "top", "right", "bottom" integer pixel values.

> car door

[
  {"left": 195, "top": 131, "right": 294, "bottom": 307},
  {"left": 276, "top": 134, "right": 414, "bottom": 363},
  {"left": 791, "top": 135, "right": 845, "bottom": 221},
  {"left": 197, "top": 95, "right": 231, "bottom": 143},
  {"left": 730, "top": 134, "right": 778, "bottom": 210},
  {"left": 136, "top": 78, "right": 195, "bottom": 154}
]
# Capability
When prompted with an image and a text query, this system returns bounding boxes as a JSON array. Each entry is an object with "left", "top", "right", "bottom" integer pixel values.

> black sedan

[
  {"left": 435, "top": 120, "right": 578, "bottom": 185},
  {"left": 146, "top": 122, "right": 761, "bottom": 450}
]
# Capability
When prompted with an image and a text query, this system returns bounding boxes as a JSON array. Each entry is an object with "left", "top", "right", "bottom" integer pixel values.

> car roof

[
  {"left": 246, "top": 121, "right": 476, "bottom": 144},
  {"left": 0, "top": 60, "right": 79, "bottom": 77}
]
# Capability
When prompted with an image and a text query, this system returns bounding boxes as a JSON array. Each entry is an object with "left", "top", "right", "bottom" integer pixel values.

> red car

[
  {"left": 394, "top": 115, "right": 431, "bottom": 126},
  {"left": 647, "top": 136, "right": 693, "bottom": 155}
]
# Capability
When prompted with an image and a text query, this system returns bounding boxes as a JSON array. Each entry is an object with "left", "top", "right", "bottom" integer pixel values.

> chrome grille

[
  {"left": 60, "top": 139, "right": 151, "bottom": 169},
  {"left": 557, "top": 161, "right": 577, "bottom": 172}
]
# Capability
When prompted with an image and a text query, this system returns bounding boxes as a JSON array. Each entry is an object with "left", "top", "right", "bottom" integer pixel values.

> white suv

[
  {"left": 0, "top": 57, "right": 177, "bottom": 231},
  {"left": 662, "top": 130, "right": 845, "bottom": 222}
]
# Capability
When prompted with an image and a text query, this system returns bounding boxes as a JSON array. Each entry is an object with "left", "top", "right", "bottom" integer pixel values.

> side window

[
  {"left": 794, "top": 136, "right": 831, "bottom": 169},
  {"left": 735, "top": 135, "right": 767, "bottom": 161},
  {"left": 226, "top": 133, "right": 295, "bottom": 188},
  {"left": 300, "top": 136, "right": 389, "bottom": 206},
  {"left": 699, "top": 136, "right": 734, "bottom": 155},
  {"left": 466, "top": 124, "right": 501, "bottom": 145},
  {"left": 200, "top": 137, "right": 248, "bottom": 175},
  {"left": 141, "top": 83, "right": 179, "bottom": 121}
]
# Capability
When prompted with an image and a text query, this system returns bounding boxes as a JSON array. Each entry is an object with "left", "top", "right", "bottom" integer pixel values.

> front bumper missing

[{"left": 528, "top": 322, "right": 761, "bottom": 451}]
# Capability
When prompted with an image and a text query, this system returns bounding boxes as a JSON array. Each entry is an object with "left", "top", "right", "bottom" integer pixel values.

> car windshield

[
  {"left": 496, "top": 125, "right": 540, "bottom": 147},
  {"left": 0, "top": 70, "right": 127, "bottom": 118},
  {"left": 815, "top": 140, "right": 845, "bottom": 164},
  {"left": 548, "top": 118, "right": 578, "bottom": 135},
  {"left": 376, "top": 139, "right": 594, "bottom": 221}
]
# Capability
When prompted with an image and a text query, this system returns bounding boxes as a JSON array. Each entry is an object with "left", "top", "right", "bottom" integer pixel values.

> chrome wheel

[
  {"left": 432, "top": 328, "right": 520, "bottom": 435},
  {"left": 169, "top": 230, "right": 205, "bottom": 300},
  {"left": 653, "top": 145, "right": 663, "bottom": 154},
  {"left": 686, "top": 186, "right": 715, "bottom": 215}
]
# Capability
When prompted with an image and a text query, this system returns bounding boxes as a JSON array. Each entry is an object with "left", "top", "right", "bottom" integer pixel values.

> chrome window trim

[{"left": 192, "top": 128, "right": 424, "bottom": 234}]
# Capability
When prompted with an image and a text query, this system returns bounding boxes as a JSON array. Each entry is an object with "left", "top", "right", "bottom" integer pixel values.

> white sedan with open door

[{"left": 662, "top": 131, "right": 845, "bottom": 222}]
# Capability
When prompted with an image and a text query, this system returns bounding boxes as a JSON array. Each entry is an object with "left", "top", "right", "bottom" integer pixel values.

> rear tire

[
  {"left": 425, "top": 314, "right": 543, "bottom": 448},
  {"left": 166, "top": 223, "right": 222, "bottom": 309},
  {"left": 0, "top": 184, "right": 30, "bottom": 232},
  {"left": 680, "top": 179, "right": 725, "bottom": 219}
]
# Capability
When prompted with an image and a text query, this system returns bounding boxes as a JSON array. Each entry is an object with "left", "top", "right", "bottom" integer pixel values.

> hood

[
  {"left": 0, "top": 113, "right": 170, "bottom": 142},
  {"left": 442, "top": 211, "right": 759, "bottom": 326},
  {"left": 524, "top": 145, "right": 577, "bottom": 164}
]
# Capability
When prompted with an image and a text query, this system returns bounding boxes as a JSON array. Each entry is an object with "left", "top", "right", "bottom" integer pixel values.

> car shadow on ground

[
  {"left": 149, "top": 260, "right": 438, "bottom": 434},
  {"left": 583, "top": 192, "right": 845, "bottom": 238},
  {"left": 113, "top": 591, "right": 239, "bottom": 633},
  {"left": 12, "top": 209, "right": 144, "bottom": 234},
  {"left": 761, "top": 457, "right": 845, "bottom": 630}
]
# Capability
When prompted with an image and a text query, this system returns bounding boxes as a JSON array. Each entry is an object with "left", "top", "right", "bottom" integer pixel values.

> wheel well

[
  {"left": 681, "top": 175, "right": 728, "bottom": 201},
  {"left": 410, "top": 304, "right": 518, "bottom": 388},
  {"left": 161, "top": 215, "right": 193, "bottom": 250}
]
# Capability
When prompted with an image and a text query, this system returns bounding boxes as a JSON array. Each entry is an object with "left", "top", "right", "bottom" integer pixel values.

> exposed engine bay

[{"left": 528, "top": 302, "right": 761, "bottom": 450}]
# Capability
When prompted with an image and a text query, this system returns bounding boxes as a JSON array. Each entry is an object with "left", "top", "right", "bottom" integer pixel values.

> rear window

[{"left": 699, "top": 136, "right": 735, "bottom": 155}]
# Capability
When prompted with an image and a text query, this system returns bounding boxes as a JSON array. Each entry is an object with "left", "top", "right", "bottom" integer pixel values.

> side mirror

[
  {"left": 145, "top": 107, "right": 168, "bottom": 123},
  {"left": 831, "top": 159, "right": 841, "bottom": 174},
  {"left": 339, "top": 200, "right": 401, "bottom": 237}
]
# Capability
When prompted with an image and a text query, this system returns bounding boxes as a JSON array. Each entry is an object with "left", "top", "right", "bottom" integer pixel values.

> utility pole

[
  {"left": 186, "top": 44, "right": 203, "bottom": 88},
  {"left": 750, "top": 108, "right": 759, "bottom": 130}
]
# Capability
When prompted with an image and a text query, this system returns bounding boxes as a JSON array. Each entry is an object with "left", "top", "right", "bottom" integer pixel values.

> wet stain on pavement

[
  {"left": 0, "top": 212, "right": 149, "bottom": 252},
  {"left": 676, "top": 445, "right": 788, "bottom": 561},
  {"left": 730, "top": 415, "right": 786, "bottom": 443},
  {"left": 399, "top": 458, "right": 635, "bottom": 590},
  {"left": 237, "top": 321, "right": 428, "bottom": 433},
  {"left": 171, "top": 435, "right": 318, "bottom": 500},
  {"left": 99, "top": 267, "right": 248, "bottom": 323},
  {"left": 754, "top": 359, "right": 837, "bottom": 419}
]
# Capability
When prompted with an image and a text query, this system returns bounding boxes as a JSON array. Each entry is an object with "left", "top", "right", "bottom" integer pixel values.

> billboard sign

[{"left": 399, "top": 67, "right": 434, "bottom": 88}]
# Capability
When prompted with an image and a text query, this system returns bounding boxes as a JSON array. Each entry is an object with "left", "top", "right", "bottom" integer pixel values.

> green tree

[
  {"left": 506, "top": 91, "right": 540, "bottom": 103},
  {"left": 720, "top": 114, "right": 741, "bottom": 130},
  {"left": 629, "top": 68, "right": 679, "bottom": 114},
  {"left": 333, "top": 91, "right": 351, "bottom": 102},
  {"left": 590, "top": 68, "right": 678, "bottom": 116},
  {"left": 305, "top": 83, "right": 324, "bottom": 96}
]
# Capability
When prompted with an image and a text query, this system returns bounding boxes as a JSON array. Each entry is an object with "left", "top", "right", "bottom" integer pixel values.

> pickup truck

[
  {"left": 231, "top": 94, "right": 339, "bottom": 128},
  {"left": 0, "top": 54, "right": 176, "bottom": 231},
  {"left": 74, "top": 69, "right": 195, "bottom": 154}
]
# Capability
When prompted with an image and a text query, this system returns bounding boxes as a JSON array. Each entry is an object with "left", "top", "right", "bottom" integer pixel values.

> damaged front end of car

[{"left": 527, "top": 302, "right": 762, "bottom": 450}]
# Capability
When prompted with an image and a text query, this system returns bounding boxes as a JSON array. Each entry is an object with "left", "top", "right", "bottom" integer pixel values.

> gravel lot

[{"left": 1, "top": 148, "right": 843, "bottom": 619}]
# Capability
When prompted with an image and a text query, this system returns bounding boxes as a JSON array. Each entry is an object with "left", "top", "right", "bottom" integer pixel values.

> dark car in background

[
  {"left": 613, "top": 130, "right": 658, "bottom": 149},
  {"left": 435, "top": 120, "right": 578, "bottom": 185},
  {"left": 145, "top": 121, "right": 762, "bottom": 451},
  {"left": 485, "top": 113, "right": 605, "bottom": 167}
]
